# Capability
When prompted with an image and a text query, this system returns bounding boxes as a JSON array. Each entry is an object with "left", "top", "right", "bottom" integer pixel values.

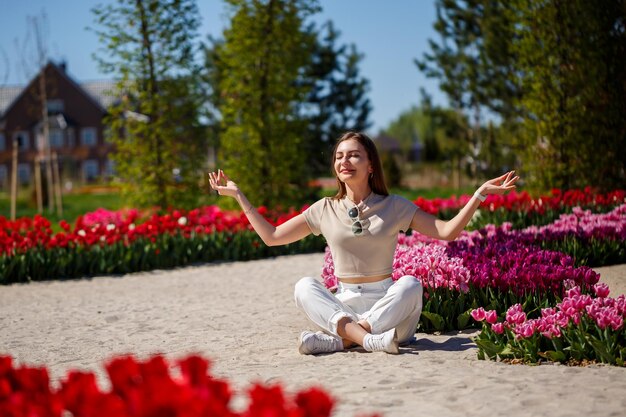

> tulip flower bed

[
  {"left": 415, "top": 188, "right": 625, "bottom": 229},
  {"left": 323, "top": 204, "right": 625, "bottom": 333},
  {"left": 322, "top": 202, "right": 626, "bottom": 365},
  {"left": 525, "top": 205, "right": 626, "bottom": 266},
  {"left": 471, "top": 284, "right": 626, "bottom": 366},
  {"left": 0, "top": 206, "right": 325, "bottom": 284},
  {"left": 0, "top": 188, "right": 623, "bottom": 284},
  {"left": 0, "top": 354, "right": 374, "bottom": 417}
]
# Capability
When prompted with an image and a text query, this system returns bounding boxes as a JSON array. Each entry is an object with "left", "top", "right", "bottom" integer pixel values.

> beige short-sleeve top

[{"left": 303, "top": 193, "right": 419, "bottom": 278}]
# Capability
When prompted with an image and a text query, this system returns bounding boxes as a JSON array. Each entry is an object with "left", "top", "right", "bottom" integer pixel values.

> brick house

[{"left": 0, "top": 61, "right": 116, "bottom": 189}]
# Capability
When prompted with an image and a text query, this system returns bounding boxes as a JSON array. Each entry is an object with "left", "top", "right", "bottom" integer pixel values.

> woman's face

[{"left": 334, "top": 139, "right": 372, "bottom": 185}]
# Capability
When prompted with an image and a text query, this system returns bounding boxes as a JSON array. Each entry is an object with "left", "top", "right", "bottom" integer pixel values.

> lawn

[{"left": 0, "top": 189, "right": 125, "bottom": 227}]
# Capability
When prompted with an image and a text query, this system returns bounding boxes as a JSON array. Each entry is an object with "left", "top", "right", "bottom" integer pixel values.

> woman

[{"left": 209, "top": 131, "right": 518, "bottom": 355}]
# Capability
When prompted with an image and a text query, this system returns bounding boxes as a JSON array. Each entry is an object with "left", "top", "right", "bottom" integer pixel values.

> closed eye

[{"left": 336, "top": 152, "right": 361, "bottom": 159}]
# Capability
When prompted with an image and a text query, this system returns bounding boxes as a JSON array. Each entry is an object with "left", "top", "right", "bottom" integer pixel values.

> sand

[{"left": 1, "top": 253, "right": 625, "bottom": 417}]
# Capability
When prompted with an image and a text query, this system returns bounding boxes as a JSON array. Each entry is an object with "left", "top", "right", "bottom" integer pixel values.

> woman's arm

[
  {"left": 208, "top": 170, "right": 312, "bottom": 246},
  {"left": 409, "top": 171, "right": 519, "bottom": 241}
]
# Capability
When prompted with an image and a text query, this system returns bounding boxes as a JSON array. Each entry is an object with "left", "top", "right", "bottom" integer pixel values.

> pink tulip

[
  {"left": 566, "top": 286, "right": 581, "bottom": 298},
  {"left": 514, "top": 320, "right": 536, "bottom": 339},
  {"left": 506, "top": 304, "right": 526, "bottom": 325},
  {"left": 471, "top": 307, "right": 486, "bottom": 322},
  {"left": 540, "top": 324, "right": 562, "bottom": 339},
  {"left": 491, "top": 322, "right": 505, "bottom": 334},
  {"left": 593, "top": 283, "right": 611, "bottom": 298},
  {"left": 485, "top": 310, "right": 498, "bottom": 324}
]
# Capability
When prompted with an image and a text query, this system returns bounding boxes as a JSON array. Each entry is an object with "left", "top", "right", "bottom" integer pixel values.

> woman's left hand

[{"left": 478, "top": 171, "right": 519, "bottom": 196}]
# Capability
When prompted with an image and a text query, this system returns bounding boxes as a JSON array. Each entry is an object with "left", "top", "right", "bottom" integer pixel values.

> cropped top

[{"left": 303, "top": 193, "right": 419, "bottom": 278}]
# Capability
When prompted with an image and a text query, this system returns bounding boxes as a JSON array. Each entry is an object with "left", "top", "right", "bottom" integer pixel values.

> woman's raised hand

[
  {"left": 480, "top": 170, "right": 520, "bottom": 196},
  {"left": 208, "top": 169, "right": 240, "bottom": 198}
]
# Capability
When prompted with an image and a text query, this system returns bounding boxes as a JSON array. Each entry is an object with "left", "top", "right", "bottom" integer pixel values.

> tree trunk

[
  {"left": 52, "top": 151, "right": 63, "bottom": 217},
  {"left": 11, "top": 138, "right": 18, "bottom": 221},
  {"left": 39, "top": 70, "right": 55, "bottom": 212},
  {"left": 258, "top": 0, "right": 276, "bottom": 205},
  {"left": 137, "top": 0, "right": 166, "bottom": 208},
  {"left": 35, "top": 154, "right": 43, "bottom": 213}
]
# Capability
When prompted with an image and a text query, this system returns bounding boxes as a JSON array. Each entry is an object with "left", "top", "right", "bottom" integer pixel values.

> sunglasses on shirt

[{"left": 348, "top": 206, "right": 363, "bottom": 236}]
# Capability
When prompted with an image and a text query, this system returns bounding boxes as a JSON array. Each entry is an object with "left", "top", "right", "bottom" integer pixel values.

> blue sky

[{"left": 0, "top": 0, "right": 447, "bottom": 133}]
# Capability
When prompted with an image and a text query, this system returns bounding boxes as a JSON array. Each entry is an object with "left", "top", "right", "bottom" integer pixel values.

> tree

[
  {"left": 301, "top": 21, "right": 372, "bottom": 176},
  {"left": 205, "top": 15, "right": 372, "bottom": 187},
  {"left": 417, "top": 0, "right": 521, "bottom": 182},
  {"left": 383, "top": 97, "right": 440, "bottom": 163},
  {"left": 419, "top": 0, "right": 626, "bottom": 191},
  {"left": 425, "top": 100, "right": 470, "bottom": 189},
  {"left": 12, "top": 12, "right": 65, "bottom": 216},
  {"left": 201, "top": 36, "right": 225, "bottom": 170},
  {"left": 511, "top": 0, "right": 626, "bottom": 190},
  {"left": 214, "top": 0, "right": 320, "bottom": 207},
  {"left": 92, "top": 0, "right": 207, "bottom": 208}
]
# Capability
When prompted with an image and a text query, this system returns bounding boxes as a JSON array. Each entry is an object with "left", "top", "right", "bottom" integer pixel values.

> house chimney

[{"left": 59, "top": 60, "right": 67, "bottom": 73}]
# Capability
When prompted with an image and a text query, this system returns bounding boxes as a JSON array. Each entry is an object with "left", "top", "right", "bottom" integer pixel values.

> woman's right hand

[{"left": 208, "top": 169, "right": 240, "bottom": 198}]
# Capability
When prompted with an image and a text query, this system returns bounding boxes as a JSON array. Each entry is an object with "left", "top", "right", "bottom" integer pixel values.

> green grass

[{"left": 0, "top": 190, "right": 125, "bottom": 226}]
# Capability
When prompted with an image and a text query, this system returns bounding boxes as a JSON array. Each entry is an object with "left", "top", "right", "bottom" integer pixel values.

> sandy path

[{"left": 1, "top": 254, "right": 625, "bottom": 417}]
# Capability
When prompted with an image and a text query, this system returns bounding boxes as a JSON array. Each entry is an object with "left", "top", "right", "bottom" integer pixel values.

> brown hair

[{"left": 331, "top": 131, "right": 389, "bottom": 199}]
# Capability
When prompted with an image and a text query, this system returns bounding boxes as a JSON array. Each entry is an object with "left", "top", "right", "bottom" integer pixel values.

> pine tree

[
  {"left": 417, "top": 0, "right": 521, "bottom": 183},
  {"left": 205, "top": 16, "right": 372, "bottom": 185},
  {"left": 512, "top": 0, "right": 626, "bottom": 190},
  {"left": 215, "top": 0, "right": 320, "bottom": 207},
  {"left": 92, "top": 0, "right": 207, "bottom": 208},
  {"left": 302, "top": 21, "right": 372, "bottom": 176},
  {"left": 419, "top": 0, "right": 626, "bottom": 191}
]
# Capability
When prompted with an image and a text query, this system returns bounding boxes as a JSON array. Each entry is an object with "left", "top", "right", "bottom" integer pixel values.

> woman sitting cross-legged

[{"left": 208, "top": 131, "right": 518, "bottom": 355}]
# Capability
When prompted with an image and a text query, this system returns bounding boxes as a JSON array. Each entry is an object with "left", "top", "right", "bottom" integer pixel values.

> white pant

[{"left": 294, "top": 275, "right": 423, "bottom": 344}]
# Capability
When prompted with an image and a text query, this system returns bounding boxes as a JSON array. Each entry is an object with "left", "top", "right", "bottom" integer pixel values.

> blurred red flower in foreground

[{"left": 0, "top": 354, "right": 381, "bottom": 417}]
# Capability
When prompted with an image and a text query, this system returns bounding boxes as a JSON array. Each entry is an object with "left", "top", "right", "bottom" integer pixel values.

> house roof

[
  {"left": 0, "top": 61, "right": 118, "bottom": 119},
  {"left": 81, "top": 80, "right": 118, "bottom": 109},
  {"left": 0, "top": 85, "right": 23, "bottom": 116}
]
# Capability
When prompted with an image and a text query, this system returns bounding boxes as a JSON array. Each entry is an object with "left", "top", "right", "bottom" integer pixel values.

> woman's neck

[{"left": 345, "top": 184, "right": 372, "bottom": 204}]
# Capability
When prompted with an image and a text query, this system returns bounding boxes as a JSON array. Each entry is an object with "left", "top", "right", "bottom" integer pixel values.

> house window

[
  {"left": 46, "top": 99, "right": 64, "bottom": 114},
  {"left": 83, "top": 159, "right": 99, "bottom": 182},
  {"left": 81, "top": 127, "right": 98, "bottom": 147},
  {"left": 0, "top": 133, "right": 5, "bottom": 151},
  {"left": 0, "top": 165, "right": 7, "bottom": 188},
  {"left": 50, "top": 129, "right": 64, "bottom": 148},
  {"left": 13, "top": 131, "right": 30, "bottom": 150},
  {"left": 18, "top": 163, "right": 31, "bottom": 185}
]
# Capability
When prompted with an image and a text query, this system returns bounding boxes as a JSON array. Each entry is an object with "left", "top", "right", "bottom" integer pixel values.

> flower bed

[
  {"left": 323, "top": 205, "right": 625, "bottom": 332},
  {"left": 322, "top": 202, "right": 625, "bottom": 364},
  {"left": 0, "top": 206, "right": 325, "bottom": 284},
  {"left": 0, "top": 189, "right": 623, "bottom": 284},
  {"left": 471, "top": 284, "right": 626, "bottom": 366},
  {"left": 415, "top": 188, "right": 625, "bottom": 229},
  {"left": 0, "top": 354, "right": 378, "bottom": 417}
]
